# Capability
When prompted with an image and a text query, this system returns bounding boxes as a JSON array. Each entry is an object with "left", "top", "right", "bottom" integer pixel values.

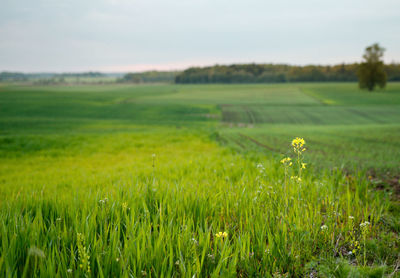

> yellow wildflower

[
  {"left": 122, "top": 202, "right": 128, "bottom": 210},
  {"left": 291, "top": 176, "right": 302, "bottom": 182},
  {"left": 77, "top": 233, "right": 91, "bottom": 274},
  {"left": 215, "top": 231, "right": 228, "bottom": 239},
  {"left": 291, "top": 137, "right": 305, "bottom": 148},
  {"left": 280, "top": 157, "right": 292, "bottom": 164},
  {"left": 301, "top": 163, "right": 307, "bottom": 169}
]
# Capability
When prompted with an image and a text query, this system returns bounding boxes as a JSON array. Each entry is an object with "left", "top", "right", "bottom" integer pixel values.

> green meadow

[{"left": 0, "top": 83, "right": 399, "bottom": 277}]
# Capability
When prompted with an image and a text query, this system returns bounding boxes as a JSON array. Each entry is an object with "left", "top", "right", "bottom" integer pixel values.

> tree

[{"left": 357, "top": 43, "right": 387, "bottom": 91}]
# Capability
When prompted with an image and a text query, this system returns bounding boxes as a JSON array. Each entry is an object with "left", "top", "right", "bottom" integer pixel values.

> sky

[{"left": 1, "top": 0, "right": 399, "bottom": 73}]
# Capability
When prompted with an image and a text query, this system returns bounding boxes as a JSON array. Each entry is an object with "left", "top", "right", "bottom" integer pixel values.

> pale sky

[{"left": 1, "top": 0, "right": 399, "bottom": 72}]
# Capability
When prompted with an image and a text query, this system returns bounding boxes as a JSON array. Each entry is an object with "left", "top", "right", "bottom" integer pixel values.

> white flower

[
  {"left": 360, "top": 221, "right": 370, "bottom": 228},
  {"left": 67, "top": 269, "right": 72, "bottom": 273},
  {"left": 348, "top": 216, "right": 354, "bottom": 220},
  {"left": 321, "top": 225, "right": 328, "bottom": 231}
]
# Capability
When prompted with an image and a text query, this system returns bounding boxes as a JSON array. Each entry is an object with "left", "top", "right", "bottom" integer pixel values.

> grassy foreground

[{"left": 0, "top": 83, "right": 399, "bottom": 277}]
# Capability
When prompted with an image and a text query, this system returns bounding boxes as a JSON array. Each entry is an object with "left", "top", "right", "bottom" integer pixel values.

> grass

[
  {"left": 221, "top": 124, "right": 400, "bottom": 174},
  {"left": 0, "top": 83, "right": 399, "bottom": 277},
  {"left": 216, "top": 83, "right": 400, "bottom": 174},
  {"left": 220, "top": 105, "right": 400, "bottom": 125}
]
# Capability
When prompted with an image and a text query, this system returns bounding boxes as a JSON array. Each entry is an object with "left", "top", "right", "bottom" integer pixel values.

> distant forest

[
  {"left": 175, "top": 63, "right": 400, "bottom": 84},
  {"left": 2, "top": 63, "right": 400, "bottom": 84},
  {"left": 0, "top": 72, "right": 105, "bottom": 82},
  {"left": 119, "top": 71, "right": 180, "bottom": 83}
]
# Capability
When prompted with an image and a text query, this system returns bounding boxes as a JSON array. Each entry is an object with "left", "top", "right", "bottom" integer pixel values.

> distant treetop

[
  {"left": 174, "top": 62, "right": 400, "bottom": 84},
  {"left": 357, "top": 43, "right": 387, "bottom": 91}
]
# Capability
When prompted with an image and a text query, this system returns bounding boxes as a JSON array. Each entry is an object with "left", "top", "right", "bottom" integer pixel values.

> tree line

[
  {"left": 0, "top": 72, "right": 105, "bottom": 82},
  {"left": 174, "top": 63, "right": 400, "bottom": 84},
  {"left": 3, "top": 65, "right": 399, "bottom": 85},
  {"left": 119, "top": 71, "right": 180, "bottom": 83}
]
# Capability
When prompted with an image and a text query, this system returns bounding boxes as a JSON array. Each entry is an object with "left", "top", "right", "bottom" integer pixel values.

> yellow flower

[
  {"left": 77, "top": 233, "right": 91, "bottom": 274},
  {"left": 301, "top": 163, "right": 307, "bottom": 169},
  {"left": 291, "top": 137, "right": 305, "bottom": 148},
  {"left": 122, "top": 202, "right": 128, "bottom": 210},
  {"left": 280, "top": 157, "right": 292, "bottom": 165},
  {"left": 291, "top": 176, "right": 302, "bottom": 182},
  {"left": 215, "top": 231, "right": 228, "bottom": 239}
]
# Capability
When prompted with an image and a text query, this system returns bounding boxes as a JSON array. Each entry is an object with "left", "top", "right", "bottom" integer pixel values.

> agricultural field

[{"left": 0, "top": 83, "right": 399, "bottom": 277}]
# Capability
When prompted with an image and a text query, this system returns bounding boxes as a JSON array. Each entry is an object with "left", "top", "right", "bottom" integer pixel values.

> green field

[{"left": 0, "top": 83, "right": 399, "bottom": 277}]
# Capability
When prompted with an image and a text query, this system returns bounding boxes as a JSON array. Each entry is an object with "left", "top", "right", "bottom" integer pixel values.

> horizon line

[{"left": 2, "top": 59, "right": 400, "bottom": 74}]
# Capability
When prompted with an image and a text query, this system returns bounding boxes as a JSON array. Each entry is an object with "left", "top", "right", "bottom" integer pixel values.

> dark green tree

[{"left": 357, "top": 43, "right": 387, "bottom": 91}]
